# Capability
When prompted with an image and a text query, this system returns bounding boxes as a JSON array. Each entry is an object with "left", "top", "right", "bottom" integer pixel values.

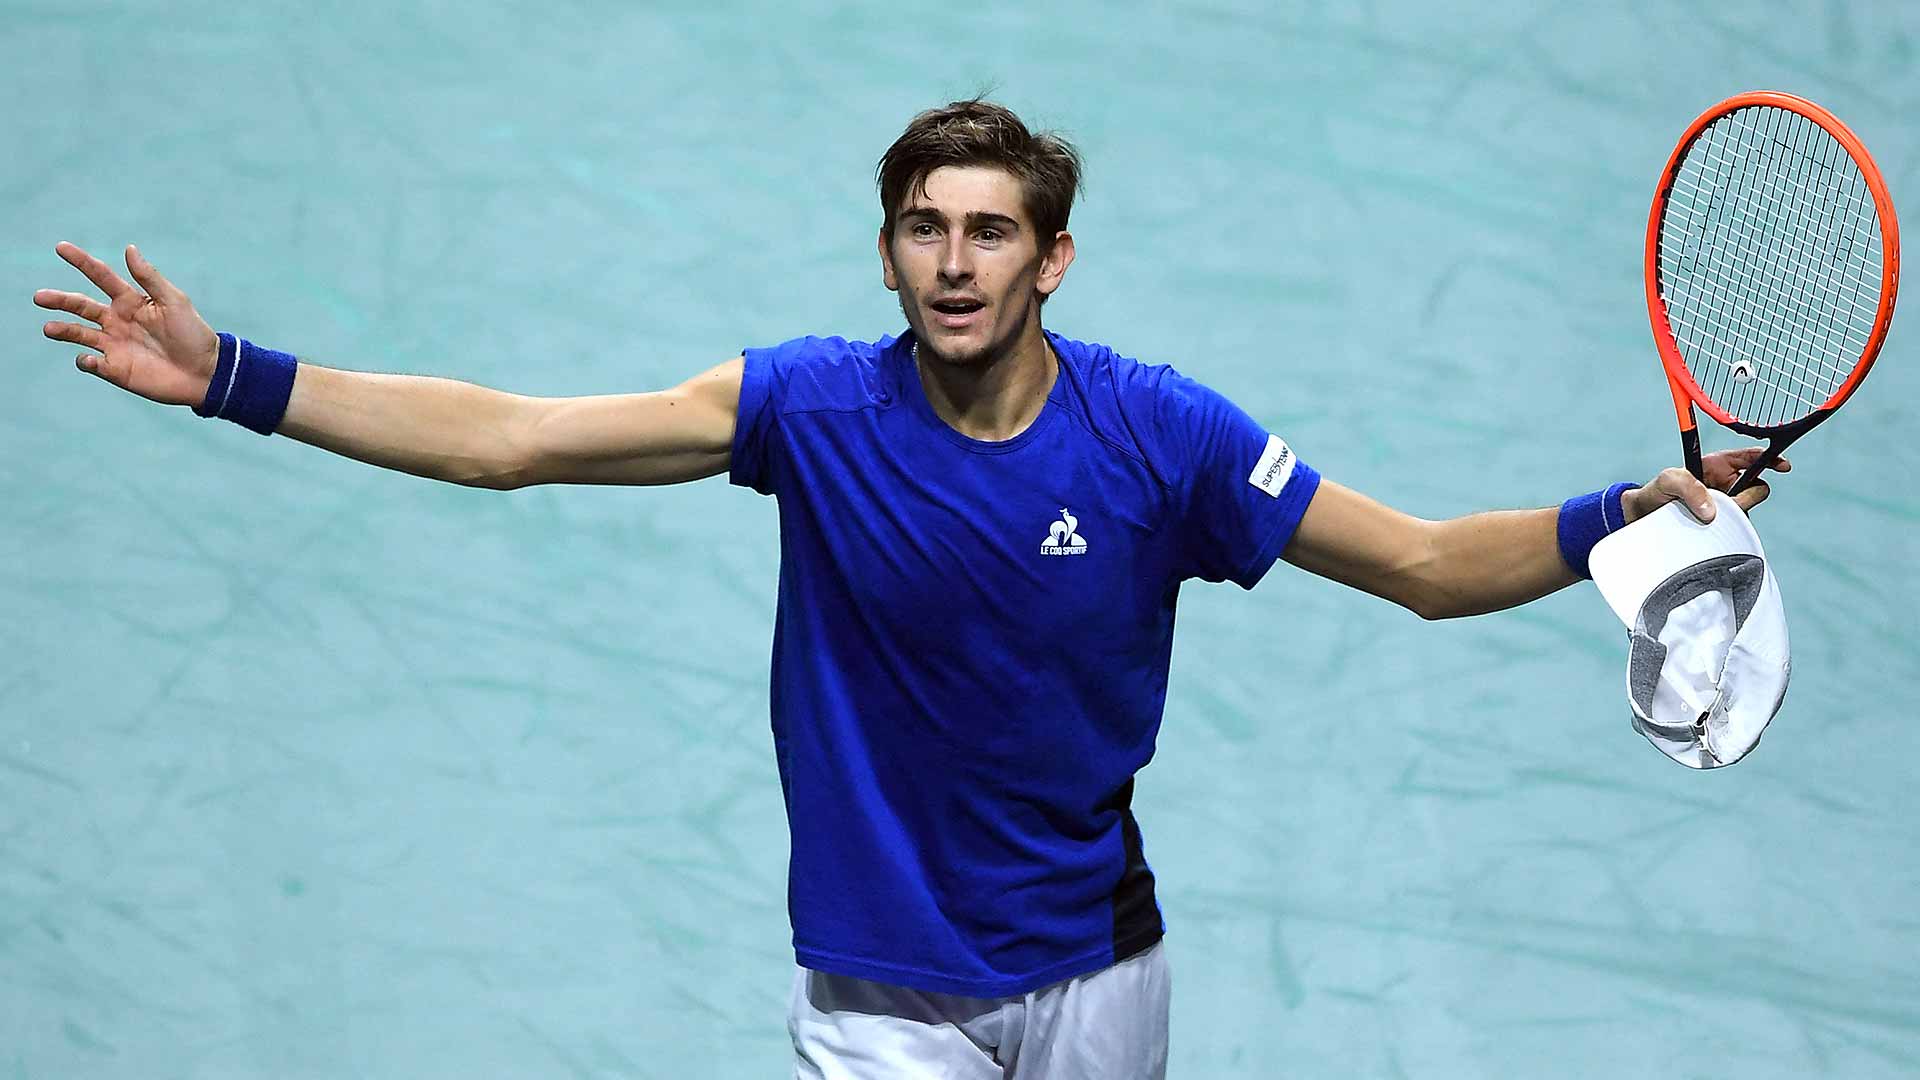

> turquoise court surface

[{"left": 3, "top": 3, "right": 1917, "bottom": 1076}]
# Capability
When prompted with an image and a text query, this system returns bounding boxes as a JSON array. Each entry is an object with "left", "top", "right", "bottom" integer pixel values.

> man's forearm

[
  {"left": 1284, "top": 481, "right": 1591, "bottom": 621},
  {"left": 276, "top": 363, "right": 534, "bottom": 489},
  {"left": 1414, "top": 507, "right": 1582, "bottom": 620}
]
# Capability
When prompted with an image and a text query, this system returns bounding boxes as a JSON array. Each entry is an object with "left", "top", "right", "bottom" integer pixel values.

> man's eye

[
  {"left": 911, "top": 223, "right": 936, "bottom": 238},
  {"left": 977, "top": 230, "right": 1002, "bottom": 244}
]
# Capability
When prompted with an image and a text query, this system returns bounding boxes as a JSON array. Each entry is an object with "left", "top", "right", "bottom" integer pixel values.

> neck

[{"left": 912, "top": 315, "right": 1057, "bottom": 442}]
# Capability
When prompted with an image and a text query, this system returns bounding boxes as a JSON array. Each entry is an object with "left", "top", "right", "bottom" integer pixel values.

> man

[{"left": 35, "top": 99, "right": 1782, "bottom": 1078}]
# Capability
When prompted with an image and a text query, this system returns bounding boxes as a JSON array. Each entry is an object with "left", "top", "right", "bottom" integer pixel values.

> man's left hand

[{"left": 1622, "top": 447, "right": 1791, "bottom": 525}]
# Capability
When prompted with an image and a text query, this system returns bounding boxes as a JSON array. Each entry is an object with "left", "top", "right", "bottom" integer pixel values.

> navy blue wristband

[
  {"left": 192, "top": 333, "right": 297, "bottom": 435},
  {"left": 192, "top": 333, "right": 239, "bottom": 419},
  {"left": 1557, "top": 482, "right": 1635, "bottom": 579}
]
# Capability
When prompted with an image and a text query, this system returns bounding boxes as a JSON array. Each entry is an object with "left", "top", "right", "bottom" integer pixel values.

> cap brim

[{"left": 1589, "top": 490, "right": 1766, "bottom": 627}]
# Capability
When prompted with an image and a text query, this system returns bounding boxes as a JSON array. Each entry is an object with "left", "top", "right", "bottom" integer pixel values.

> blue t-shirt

[{"left": 730, "top": 330, "right": 1321, "bottom": 997}]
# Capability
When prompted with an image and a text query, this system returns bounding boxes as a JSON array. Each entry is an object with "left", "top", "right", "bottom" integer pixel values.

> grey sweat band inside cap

[{"left": 1626, "top": 554, "right": 1766, "bottom": 757}]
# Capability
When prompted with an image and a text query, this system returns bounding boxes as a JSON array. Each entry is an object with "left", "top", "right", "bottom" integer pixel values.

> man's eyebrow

[
  {"left": 895, "top": 207, "right": 1023, "bottom": 232},
  {"left": 963, "top": 211, "right": 1021, "bottom": 232}
]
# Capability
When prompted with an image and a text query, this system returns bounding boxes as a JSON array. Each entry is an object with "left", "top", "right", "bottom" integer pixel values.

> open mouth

[{"left": 929, "top": 298, "right": 985, "bottom": 316}]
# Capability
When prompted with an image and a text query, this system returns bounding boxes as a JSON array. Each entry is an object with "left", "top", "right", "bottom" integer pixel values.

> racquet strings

[{"left": 1657, "top": 104, "right": 1884, "bottom": 428}]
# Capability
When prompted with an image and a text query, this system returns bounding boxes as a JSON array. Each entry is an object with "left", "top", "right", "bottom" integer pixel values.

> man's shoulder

[
  {"left": 1050, "top": 332, "right": 1153, "bottom": 385},
  {"left": 1049, "top": 331, "right": 1235, "bottom": 436},
  {"left": 1048, "top": 332, "right": 1210, "bottom": 486},
  {"left": 747, "top": 333, "right": 898, "bottom": 415}
]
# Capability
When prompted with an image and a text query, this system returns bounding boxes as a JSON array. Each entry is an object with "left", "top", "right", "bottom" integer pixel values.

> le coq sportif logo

[{"left": 1040, "top": 508, "right": 1088, "bottom": 556}]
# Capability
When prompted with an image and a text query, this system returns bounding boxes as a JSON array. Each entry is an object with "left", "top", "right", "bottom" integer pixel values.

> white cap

[{"left": 1588, "top": 490, "right": 1790, "bottom": 769}]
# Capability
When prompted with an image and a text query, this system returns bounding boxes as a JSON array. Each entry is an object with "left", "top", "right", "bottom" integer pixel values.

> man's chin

[
  {"left": 918, "top": 339, "right": 989, "bottom": 366},
  {"left": 905, "top": 299, "right": 1028, "bottom": 366},
  {"left": 914, "top": 329, "right": 996, "bottom": 366}
]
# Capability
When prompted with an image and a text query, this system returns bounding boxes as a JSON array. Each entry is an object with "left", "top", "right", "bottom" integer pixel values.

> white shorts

[{"left": 788, "top": 942, "right": 1170, "bottom": 1079}]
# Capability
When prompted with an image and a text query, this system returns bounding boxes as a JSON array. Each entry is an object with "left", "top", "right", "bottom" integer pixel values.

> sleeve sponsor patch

[{"left": 1247, "top": 433, "right": 1297, "bottom": 497}]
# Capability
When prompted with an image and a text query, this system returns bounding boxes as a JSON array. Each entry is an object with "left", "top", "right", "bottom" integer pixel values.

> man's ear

[
  {"left": 879, "top": 227, "right": 899, "bottom": 292},
  {"left": 1035, "top": 230, "right": 1076, "bottom": 300}
]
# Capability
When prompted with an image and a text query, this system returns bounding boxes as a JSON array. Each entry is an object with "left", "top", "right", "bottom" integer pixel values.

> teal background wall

[{"left": 4, "top": 2, "right": 1916, "bottom": 1076}]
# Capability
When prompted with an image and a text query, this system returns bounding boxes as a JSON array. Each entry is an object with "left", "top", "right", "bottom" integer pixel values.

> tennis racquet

[{"left": 1645, "top": 90, "right": 1899, "bottom": 494}]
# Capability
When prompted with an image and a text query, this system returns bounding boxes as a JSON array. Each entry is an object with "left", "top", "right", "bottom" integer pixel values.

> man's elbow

[
  {"left": 1403, "top": 585, "right": 1452, "bottom": 621},
  {"left": 1405, "top": 579, "right": 1497, "bottom": 621},
  {"left": 1410, "top": 593, "right": 1464, "bottom": 621},
  {"left": 463, "top": 470, "right": 530, "bottom": 491},
  {"left": 1393, "top": 531, "right": 1457, "bottom": 620},
  {"left": 465, "top": 408, "right": 544, "bottom": 490},
  {"left": 446, "top": 450, "right": 537, "bottom": 490}
]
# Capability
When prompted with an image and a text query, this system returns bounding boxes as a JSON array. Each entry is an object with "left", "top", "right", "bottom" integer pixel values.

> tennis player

[{"left": 35, "top": 99, "right": 1784, "bottom": 1078}]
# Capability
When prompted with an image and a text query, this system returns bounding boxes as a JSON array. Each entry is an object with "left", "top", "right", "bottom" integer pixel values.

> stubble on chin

[
  {"left": 900, "top": 297, "right": 1029, "bottom": 370},
  {"left": 915, "top": 332, "right": 1006, "bottom": 370}
]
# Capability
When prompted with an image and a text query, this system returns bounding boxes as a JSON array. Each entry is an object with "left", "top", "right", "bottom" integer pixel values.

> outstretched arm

[
  {"left": 34, "top": 242, "right": 741, "bottom": 490},
  {"left": 276, "top": 359, "right": 743, "bottom": 489},
  {"left": 1281, "top": 450, "right": 1789, "bottom": 620}
]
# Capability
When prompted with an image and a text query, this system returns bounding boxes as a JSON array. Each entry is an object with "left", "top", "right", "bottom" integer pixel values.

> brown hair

[{"left": 876, "top": 99, "right": 1084, "bottom": 246}]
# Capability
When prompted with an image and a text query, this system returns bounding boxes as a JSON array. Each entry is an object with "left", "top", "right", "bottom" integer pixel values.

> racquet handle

[{"left": 1680, "top": 426, "right": 1703, "bottom": 482}]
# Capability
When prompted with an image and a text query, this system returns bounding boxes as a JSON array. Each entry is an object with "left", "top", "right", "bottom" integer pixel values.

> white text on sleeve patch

[{"left": 1247, "top": 433, "right": 1297, "bottom": 498}]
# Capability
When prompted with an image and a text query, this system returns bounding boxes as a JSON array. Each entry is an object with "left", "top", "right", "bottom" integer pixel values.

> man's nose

[{"left": 939, "top": 236, "right": 973, "bottom": 282}]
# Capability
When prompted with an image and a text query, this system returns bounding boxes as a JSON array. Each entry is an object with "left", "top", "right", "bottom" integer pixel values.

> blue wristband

[
  {"left": 192, "top": 333, "right": 239, "bottom": 420},
  {"left": 1557, "top": 482, "right": 1635, "bottom": 579},
  {"left": 192, "top": 333, "right": 297, "bottom": 436}
]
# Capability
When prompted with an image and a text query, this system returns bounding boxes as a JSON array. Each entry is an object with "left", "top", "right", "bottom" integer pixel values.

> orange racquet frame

[{"left": 1644, "top": 90, "right": 1900, "bottom": 489}]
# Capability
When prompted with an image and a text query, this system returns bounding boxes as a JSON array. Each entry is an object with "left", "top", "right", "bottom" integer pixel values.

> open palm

[{"left": 34, "top": 242, "right": 219, "bottom": 407}]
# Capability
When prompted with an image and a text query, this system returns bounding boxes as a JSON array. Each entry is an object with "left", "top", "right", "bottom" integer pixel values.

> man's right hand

[
  {"left": 35, "top": 241, "right": 219, "bottom": 408},
  {"left": 34, "top": 240, "right": 743, "bottom": 490}
]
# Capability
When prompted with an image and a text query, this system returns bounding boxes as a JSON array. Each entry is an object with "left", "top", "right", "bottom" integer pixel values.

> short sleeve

[
  {"left": 1159, "top": 373, "right": 1322, "bottom": 588},
  {"left": 730, "top": 335, "right": 888, "bottom": 497},
  {"left": 729, "top": 344, "right": 785, "bottom": 496}
]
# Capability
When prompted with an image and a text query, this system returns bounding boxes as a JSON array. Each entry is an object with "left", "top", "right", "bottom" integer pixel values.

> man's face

[{"left": 880, "top": 165, "right": 1073, "bottom": 366}]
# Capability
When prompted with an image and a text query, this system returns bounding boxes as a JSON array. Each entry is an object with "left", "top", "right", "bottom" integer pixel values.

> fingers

[
  {"left": 1654, "top": 466, "right": 1716, "bottom": 522},
  {"left": 56, "top": 241, "right": 135, "bottom": 300},
  {"left": 1725, "top": 446, "right": 1789, "bottom": 471},
  {"left": 1643, "top": 465, "right": 1720, "bottom": 522},
  {"left": 73, "top": 349, "right": 128, "bottom": 390},
  {"left": 1641, "top": 448, "right": 1788, "bottom": 525},
  {"left": 124, "top": 244, "right": 182, "bottom": 304},
  {"left": 1733, "top": 480, "right": 1771, "bottom": 513},
  {"left": 33, "top": 289, "right": 109, "bottom": 324},
  {"left": 1623, "top": 467, "right": 1715, "bottom": 524},
  {"left": 43, "top": 320, "right": 107, "bottom": 352},
  {"left": 1701, "top": 446, "right": 1792, "bottom": 498}
]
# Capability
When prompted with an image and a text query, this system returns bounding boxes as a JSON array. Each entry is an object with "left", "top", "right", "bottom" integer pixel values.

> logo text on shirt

[
  {"left": 1040, "top": 508, "right": 1089, "bottom": 556},
  {"left": 1248, "top": 434, "right": 1296, "bottom": 498}
]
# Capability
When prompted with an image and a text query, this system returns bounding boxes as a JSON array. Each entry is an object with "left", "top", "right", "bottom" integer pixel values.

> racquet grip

[{"left": 1680, "top": 426, "right": 1703, "bottom": 481}]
